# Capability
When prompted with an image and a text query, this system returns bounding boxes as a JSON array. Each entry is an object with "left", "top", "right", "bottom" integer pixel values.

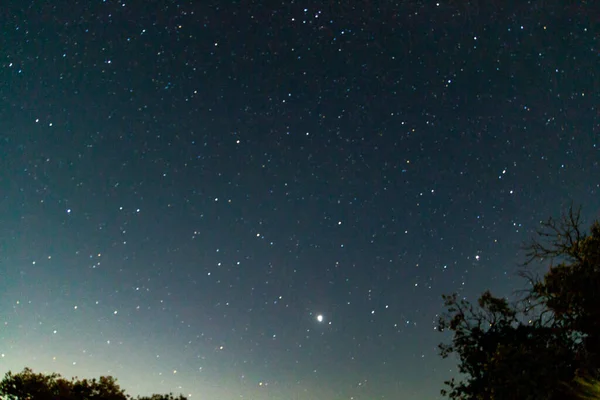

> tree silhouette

[
  {"left": 438, "top": 206, "right": 600, "bottom": 400},
  {"left": 0, "top": 368, "right": 128, "bottom": 400},
  {"left": 0, "top": 368, "right": 187, "bottom": 400}
]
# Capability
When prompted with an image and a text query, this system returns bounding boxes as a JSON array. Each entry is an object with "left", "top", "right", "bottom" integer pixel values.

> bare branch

[{"left": 522, "top": 205, "right": 585, "bottom": 266}]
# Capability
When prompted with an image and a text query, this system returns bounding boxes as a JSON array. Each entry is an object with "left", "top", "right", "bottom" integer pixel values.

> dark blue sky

[{"left": 1, "top": 1, "right": 598, "bottom": 399}]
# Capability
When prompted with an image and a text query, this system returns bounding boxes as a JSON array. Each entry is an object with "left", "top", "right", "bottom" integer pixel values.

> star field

[{"left": 0, "top": 1, "right": 598, "bottom": 399}]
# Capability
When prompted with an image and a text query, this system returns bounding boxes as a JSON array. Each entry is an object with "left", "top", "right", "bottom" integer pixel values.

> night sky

[{"left": 1, "top": 1, "right": 599, "bottom": 399}]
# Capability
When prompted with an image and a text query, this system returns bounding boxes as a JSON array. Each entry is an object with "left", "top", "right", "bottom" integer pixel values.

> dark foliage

[
  {"left": 0, "top": 367, "right": 187, "bottom": 400},
  {"left": 439, "top": 207, "right": 600, "bottom": 400}
]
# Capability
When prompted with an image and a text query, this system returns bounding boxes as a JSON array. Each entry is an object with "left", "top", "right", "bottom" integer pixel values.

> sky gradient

[{"left": 1, "top": 1, "right": 599, "bottom": 399}]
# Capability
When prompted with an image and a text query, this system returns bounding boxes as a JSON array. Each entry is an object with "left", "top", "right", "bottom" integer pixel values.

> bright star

[{"left": 316, "top": 314, "right": 324, "bottom": 322}]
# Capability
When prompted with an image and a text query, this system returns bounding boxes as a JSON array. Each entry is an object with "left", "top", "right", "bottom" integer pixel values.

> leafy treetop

[
  {"left": 0, "top": 367, "right": 187, "bottom": 400},
  {"left": 438, "top": 207, "right": 600, "bottom": 400}
]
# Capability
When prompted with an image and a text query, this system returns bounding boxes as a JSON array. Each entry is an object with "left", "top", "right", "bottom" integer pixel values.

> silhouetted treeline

[
  {"left": 0, "top": 367, "right": 186, "bottom": 400},
  {"left": 438, "top": 206, "right": 600, "bottom": 399}
]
